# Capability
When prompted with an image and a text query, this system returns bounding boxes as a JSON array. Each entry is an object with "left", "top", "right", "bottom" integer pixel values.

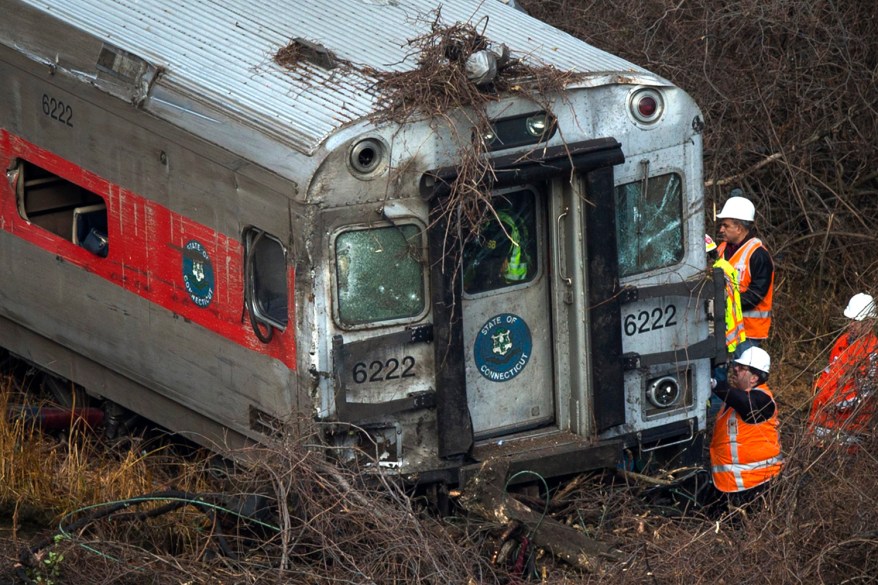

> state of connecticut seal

[
  {"left": 473, "top": 313, "right": 532, "bottom": 382},
  {"left": 182, "top": 240, "right": 214, "bottom": 308}
]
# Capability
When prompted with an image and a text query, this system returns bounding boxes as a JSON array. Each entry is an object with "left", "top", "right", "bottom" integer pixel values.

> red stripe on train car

[{"left": 0, "top": 130, "right": 296, "bottom": 369}]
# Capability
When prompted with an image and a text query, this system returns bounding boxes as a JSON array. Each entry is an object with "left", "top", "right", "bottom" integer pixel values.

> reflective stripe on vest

[
  {"left": 714, "top": 257, "right": 746, "bottom": 353},
  {"left": 710, "top": 384, "right": 782, "bottom": 492},
  {"left": 717, "top": 238, "right": 774, "bottom": 339},
  {"left": 744, "top": 310, "right": 772, "bottom": 318},
  {"left": 713, "top": 456, "right": 784, "bottom": 475},
  {"left": 726, "top": 322, "right": 746, "bottom": 350},
  {"left": 811, "top": 425, "right": 863, "bottom": 446}
]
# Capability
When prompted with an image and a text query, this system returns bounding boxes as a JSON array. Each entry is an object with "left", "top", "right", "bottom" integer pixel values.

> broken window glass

[
  {"left": 614, "top": 173, "right": 683, "bottom": 276},
  {"left": 335, "top": 224, "right": 425, "bottom": 326}
]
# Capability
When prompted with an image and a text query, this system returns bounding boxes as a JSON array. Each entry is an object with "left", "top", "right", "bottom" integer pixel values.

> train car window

[
  {"left": 334, "top": 223, "right": 425, "bottom": 327},
  {"left": 12, "top": 159, "right": 109, "bottom": 257},
  {"left": 462, "top": 189, "right": 538, "bottom": 294},
  {"left": 245, "top": 229, "right": 288, "bottom": 339},
  {"left": 614, "top": 173, "right": 683, "bottom": 277}
]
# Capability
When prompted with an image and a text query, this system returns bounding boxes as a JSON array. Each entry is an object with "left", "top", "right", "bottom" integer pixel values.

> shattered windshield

[
  {"left": 614, "top": 173, "right": 683, "bottom": 277},
  {"left": 335, "top": 224, "right": 425, "bottom": 326}
]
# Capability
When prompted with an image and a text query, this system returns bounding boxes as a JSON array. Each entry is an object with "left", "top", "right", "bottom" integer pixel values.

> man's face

[
  {"left": 718, "top": 218, "right": 747, "bottom": 245},
  {"left": 728, "top": 362, "right": 757, "bottom": 390},
  {"left": 849, "top": 318, "right": 875, "bottom": 339}
]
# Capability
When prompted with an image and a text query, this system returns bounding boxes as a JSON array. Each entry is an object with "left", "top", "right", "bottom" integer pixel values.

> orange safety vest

[
  {"left": 717, "top": 238, "right": 774, "bottom": 339},
  {"left": 714, "top": 257, "right": 746, "bottom": 353},
  {"left": 808, "top": 331, "right": 878, "bottom": 445},
  {"left": 710, "top": 384, "right": 782, "bottom": 493}
]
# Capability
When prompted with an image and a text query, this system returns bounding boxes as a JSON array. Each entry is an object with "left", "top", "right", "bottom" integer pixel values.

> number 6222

[
  {"left": 351, "top": 357, "right": 417, "bottom": 384},
  {"left": 623, "top": 305, "right": 677, "bottom": 336}
]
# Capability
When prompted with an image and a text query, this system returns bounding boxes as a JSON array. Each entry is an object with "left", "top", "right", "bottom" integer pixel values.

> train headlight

[
  {"left": 525, "top": 114, "right": 548, "bottom": 137},
  {"left": 481, "top": 111, "right": 557, "bottom": 151},
  {"left": 646, "top": 376, "right": 680, "bottom": 408},
  {"left": 629, "top": 88, "right": 664, "bottom": 124}
]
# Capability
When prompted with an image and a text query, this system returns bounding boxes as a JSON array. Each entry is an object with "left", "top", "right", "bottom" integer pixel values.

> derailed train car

[{"left": 0, "top": 0, "right": 722, "bottom": 485}]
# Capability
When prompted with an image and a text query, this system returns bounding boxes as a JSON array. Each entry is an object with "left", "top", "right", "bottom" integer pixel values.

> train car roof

[{"left": 3, "top": 0, "right": 662, "bottom": 156}]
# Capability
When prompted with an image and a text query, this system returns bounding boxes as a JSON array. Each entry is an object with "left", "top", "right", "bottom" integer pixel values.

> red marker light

[
  {"left": 629, "top": 88, "right": 664, "bottom": 123},
  {"left": 638, "top": 96, "right": 658, "bottom": 117}
]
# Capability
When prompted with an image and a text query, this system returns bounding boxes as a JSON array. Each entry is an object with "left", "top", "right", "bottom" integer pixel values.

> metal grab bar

[
  {"left": 637, "top": 418, "right": 695, "bottom": 452},
  {"left": 556, "top": 207, "right": 572, "bottom": 286}
]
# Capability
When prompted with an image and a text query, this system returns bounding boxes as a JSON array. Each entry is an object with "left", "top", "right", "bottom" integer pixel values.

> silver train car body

[{"left": 0, "top": 0, "right": 721, "bottom": 483}]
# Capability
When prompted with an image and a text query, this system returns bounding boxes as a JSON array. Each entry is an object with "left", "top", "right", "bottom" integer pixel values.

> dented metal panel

[{"left": 5, "top": 0, "right": 655, "bottom": 159}]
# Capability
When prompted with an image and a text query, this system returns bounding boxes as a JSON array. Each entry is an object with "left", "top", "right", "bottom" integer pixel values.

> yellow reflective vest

[
  {"left": 495, "top": 210, "right": 528, "bottom": 282},
  {"left": 714, "top": 257, "right": 746, "bottom": 353}
]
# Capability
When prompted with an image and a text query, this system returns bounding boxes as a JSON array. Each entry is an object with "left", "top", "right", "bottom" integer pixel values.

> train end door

[
  {"left": 425, "top": 138, "right": 628, "bottom": 461},
  {"left": 459, "top": 187, "right": 553, "bottom": 439}
]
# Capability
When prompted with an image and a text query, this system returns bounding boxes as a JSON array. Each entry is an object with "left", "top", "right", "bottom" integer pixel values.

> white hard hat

[
  {"left": 716, "top": 196, "right": 756, "bottom": 222},
  {"left": 844, "top": 293, "right": 877, "bottom": 321},
  {"left": 734, "top": 346, "right": 770, "bottom": 375}
]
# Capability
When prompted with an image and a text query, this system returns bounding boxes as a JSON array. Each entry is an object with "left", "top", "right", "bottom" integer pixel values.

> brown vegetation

[
  {"left": 5, "top": 361, "right": 878, "bottom": 584},
  {"left": 3, "top": 2, "right": 878, "bottom": 584},
  {"left": 378, "top": 14, "right": 577, "bottom": 252},
  {"left": 0, "top": 368, "right": 504, "bottom": 584}
]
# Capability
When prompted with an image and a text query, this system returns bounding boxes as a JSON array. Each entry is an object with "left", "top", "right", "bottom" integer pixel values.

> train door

[{"left": 460, "top": 187, "right": 554, "bottom": 439}]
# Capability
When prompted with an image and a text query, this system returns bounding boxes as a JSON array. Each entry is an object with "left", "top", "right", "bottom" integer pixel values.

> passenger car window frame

[
  {"left": 11, "top": 158, "right": 110, "bottom": 258},
  {"left": 244, "top": 228, "right": 289, "bottom": 342}
]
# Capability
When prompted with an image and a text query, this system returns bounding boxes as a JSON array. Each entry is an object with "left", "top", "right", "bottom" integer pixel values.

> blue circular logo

[
  {"left": 182, "top": 240, "right": 214, "bottom": 308},
  {"left": 474, "top": 313, "right": 532, "bottom": 382}
]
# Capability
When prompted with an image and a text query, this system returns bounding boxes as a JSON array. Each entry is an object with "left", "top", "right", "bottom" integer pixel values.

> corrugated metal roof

[{"left": 18, "top": 0, "right": 653, "bottom": 155}]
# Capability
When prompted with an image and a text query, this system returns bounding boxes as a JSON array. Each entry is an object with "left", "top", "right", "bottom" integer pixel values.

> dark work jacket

[
  {"left": 713, "top": 379, "right": 776, "bottom": 424},
  {"left": 722, "top": 233, "right": 774, "bottom": 311}
]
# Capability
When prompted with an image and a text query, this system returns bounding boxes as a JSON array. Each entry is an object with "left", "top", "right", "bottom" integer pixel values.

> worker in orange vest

[
  {"left": 715, "top": 190, "right": 775, "bottom": 344},
  {"left": 709, "top": 346, "right": 783, "bottom": 509},
  {"left": 809, "top": 293, "right": 878, "bottom": 449}
]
